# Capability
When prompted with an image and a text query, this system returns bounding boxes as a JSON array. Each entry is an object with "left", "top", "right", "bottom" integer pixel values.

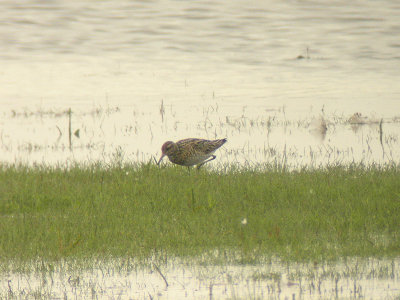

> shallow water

[
  {"left": 1, "top": 105, "right": 399, "bottom": 168},
  {"left": 1, "top": 0, "right": 400, "bottom": 167},
  {"left": 1, "top": 258, "right": 399, "bottom": 299}
]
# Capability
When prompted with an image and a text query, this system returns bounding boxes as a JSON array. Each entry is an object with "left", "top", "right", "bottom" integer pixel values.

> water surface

[
  {"left": 1, "top": 0, "right": 400, "bottom": 166},
  {"left": 1, "top": 258, "right": 399, "bottom": 299}
]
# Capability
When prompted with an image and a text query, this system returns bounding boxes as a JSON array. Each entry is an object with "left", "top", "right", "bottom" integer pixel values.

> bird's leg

[{"left": 196, "top": 155, "right": 216, "bottom": 170}]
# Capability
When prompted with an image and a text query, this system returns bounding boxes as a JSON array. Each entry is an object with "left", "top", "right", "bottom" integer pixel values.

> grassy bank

[{"left": 0, "top": 163, "right": 399, "bottom": 263}]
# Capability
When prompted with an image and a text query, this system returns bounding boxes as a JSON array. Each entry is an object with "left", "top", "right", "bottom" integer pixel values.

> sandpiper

[{"left": 157, "top": 138, "right": 227, "bottom": 169}]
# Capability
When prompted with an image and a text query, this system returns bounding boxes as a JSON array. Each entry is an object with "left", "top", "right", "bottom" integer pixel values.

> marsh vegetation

[
  {"left": 2, "top": 104, "right": 400, "bottom": 168},
  {"left": 1, "top": 104, "right": 400, "bottom": 298},
  {"left": 0, "top": 163, "right": 399, "bottom": 298}
]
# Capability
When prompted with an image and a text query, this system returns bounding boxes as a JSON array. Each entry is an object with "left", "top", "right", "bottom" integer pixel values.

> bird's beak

[{"left": 157, "top": 154, "right": 165, "bottom": 165}]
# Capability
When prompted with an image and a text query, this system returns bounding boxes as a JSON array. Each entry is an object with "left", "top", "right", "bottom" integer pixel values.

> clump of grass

[{"left": 0, "top": 163, "right": 399, "bottom": 264}]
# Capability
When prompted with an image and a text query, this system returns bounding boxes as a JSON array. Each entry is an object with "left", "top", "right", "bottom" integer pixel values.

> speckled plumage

[{"left": 157, "top": 138, "right": 227, "bottom": 168}]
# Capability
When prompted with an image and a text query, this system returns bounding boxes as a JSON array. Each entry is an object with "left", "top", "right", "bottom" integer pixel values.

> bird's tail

[{"left": 215, "top": 138, "right": 227, "bottom": 147}]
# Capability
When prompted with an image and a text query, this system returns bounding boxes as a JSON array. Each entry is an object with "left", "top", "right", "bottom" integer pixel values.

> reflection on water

[
  {"left": 1, "top": 258, "right": 399, "bottom": 299},
  {"left": 0, "top": 106, "right": 399, "bottom": 168}
]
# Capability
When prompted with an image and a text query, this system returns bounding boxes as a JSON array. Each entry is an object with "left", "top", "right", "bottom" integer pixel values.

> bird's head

[{"left": 157, "top": 141, "right": 175, "bottom": 165}]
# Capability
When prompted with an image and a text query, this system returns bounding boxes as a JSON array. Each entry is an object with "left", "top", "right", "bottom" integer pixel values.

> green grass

[{"left": 0, "top": 163, "right": 399, "bottom": 264}]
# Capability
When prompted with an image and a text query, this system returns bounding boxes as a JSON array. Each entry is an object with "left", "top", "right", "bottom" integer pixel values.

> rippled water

[{"left": 1, "top": 0, "right": 400, "bottom": 166}]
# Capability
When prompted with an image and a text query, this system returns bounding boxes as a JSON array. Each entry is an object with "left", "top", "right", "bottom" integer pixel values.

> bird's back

[
  {"left": 176, "top": 138, "right": 227, "bottom": 154},
  {"left": 169, "top": 138, "right": 226, "bottom": 166}
]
